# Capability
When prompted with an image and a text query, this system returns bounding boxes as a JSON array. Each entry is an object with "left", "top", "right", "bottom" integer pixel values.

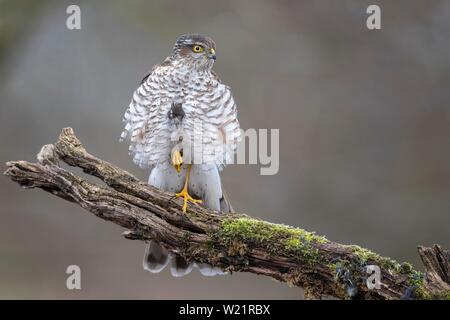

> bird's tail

[
  {"left": 143, "top": 240, "right": 170, "bottom": 273},
  {"left": 143, "top": 240, "right": 193, "bottom": 277},
  {"left": 170, "top": 255, "right": 193, "bottom": 277}
]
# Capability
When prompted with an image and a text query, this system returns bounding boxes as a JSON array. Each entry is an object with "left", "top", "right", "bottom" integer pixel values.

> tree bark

[{"left": 4, "top": 128, "right": 450, "bottom": 300}]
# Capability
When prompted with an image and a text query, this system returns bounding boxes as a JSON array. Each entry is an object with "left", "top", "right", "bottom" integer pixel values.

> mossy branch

[{"left": 4, "top": 128, "right": 450, "bottom": 300}]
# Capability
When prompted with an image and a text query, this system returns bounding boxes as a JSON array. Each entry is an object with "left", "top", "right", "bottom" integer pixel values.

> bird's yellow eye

[{"left": 192, "top": 45, "right": 204, "bottom": 53}]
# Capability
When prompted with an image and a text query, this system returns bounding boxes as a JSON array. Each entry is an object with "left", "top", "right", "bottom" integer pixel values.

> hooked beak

[{"left": 208, "top": 48, "right": 216, "bottom": 61}]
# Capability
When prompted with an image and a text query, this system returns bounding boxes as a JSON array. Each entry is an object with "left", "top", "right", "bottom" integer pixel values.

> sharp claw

[
  {"left": 176, "top": 189, "right": 202, "bottom": 213},
  {"left": 171, "top": 150, "right": 183, "bottom": 172},
  {"left": 175, "top": 164, "right": 201, "bottom": 213}
]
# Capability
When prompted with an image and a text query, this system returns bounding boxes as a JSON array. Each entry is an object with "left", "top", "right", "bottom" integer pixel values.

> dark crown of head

[{"left": 172, "top": 34, "right": 216, "bottom": 53}]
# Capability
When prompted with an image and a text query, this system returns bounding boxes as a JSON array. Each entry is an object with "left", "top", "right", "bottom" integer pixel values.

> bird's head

[{"left": 171, "top": 34, "right": 217, "bottom": 71}]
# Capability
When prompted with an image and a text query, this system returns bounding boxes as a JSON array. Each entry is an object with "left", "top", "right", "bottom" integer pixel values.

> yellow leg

[
  {"left": 171, "top": 150, "right": 183, "bottom": 173},
  {"left": 176, "top": 164, "right": 202, "bottom": 212}
]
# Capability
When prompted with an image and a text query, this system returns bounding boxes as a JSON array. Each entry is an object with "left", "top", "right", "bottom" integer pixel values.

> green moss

[
  {"left": 399, "top": 262, "right": 414, "bottom": 274},
  {"left": 215, "top": 218, "right": 446, "bottom": 299},
  {"left": 347, "top": 245, "right": 403, "bottom": 273},
  {"left": 414, "top": 285, "right": 432, "bottom": 300},
  {"left": 414, "top": 287, "right": 450, "bottom": 300},
  {"left": 285, "top": 237, "right": 301, "bottom": 249},
  {"left": 328, "top": 261, "right": 345, "bottom": 279},
  {"left": 346, "top": 245, "right": 438, "bottom": 300},
  {"left": 215, "top": 217, "right": 327, "bottom": 264},
  {"left": 328, "top": 262, "right": 339, "bottom": 273},
  {"left": 407, "top": 269, "right": 424, "bottom": 287},
  {"left": 205, "top": 240, "right": 215, "bottom": 251},
  {"left": 328, "top": 260, "right": 351, "bottom": 275},
  {"left": 444, "top": 291, "right": 450, "bottom": 300}
]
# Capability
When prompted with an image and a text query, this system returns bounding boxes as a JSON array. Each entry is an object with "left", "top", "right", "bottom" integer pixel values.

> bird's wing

[
  {"left": 120, "top": 62, "right": 174, "bottom": 168},
  {"left": 216, "top": 85, "right": 241, "bottom": 162},
  {"left": 195, "top": 81, "right": 241, "bottom": 169}
]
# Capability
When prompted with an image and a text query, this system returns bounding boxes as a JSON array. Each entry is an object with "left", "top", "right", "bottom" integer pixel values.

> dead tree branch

[{"left": 4, "top": 128, "right": 450, "bottom": 300}]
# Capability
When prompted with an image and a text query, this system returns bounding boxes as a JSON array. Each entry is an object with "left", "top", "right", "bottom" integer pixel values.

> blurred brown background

[{"left": 0, "top": 0, "right": 449, "bottom": 299}]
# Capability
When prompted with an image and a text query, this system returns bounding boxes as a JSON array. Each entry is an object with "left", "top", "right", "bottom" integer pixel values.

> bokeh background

[{"left": 0, "top": 0, "right": 449, "bottom": 299}]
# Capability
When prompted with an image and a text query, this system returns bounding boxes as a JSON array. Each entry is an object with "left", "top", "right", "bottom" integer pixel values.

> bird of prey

[{"left": 121, "top": 34, "right": 241, "bottom": 277}]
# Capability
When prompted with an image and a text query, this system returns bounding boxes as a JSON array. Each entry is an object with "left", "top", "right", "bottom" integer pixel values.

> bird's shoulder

[{"left": 139, "top": 57, "right": 173, "bottom": 85}]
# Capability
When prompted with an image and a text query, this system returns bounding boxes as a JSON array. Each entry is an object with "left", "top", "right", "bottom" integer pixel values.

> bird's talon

[
  {"left": 176, "top": 188, "right": 202, "bottom": 213},
  {"left": 171, "top": 150, "right": 183, "bottom": 173}
]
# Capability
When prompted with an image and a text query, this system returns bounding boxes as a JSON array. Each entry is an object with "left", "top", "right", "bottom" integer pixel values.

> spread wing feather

[{"left": 120, "top": 63, "right": 175, "bottom": 168}]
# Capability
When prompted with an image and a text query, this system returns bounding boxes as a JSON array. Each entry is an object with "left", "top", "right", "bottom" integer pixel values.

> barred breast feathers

[{"left": 121, "top": 59, "right": 241, "bottom": 169}]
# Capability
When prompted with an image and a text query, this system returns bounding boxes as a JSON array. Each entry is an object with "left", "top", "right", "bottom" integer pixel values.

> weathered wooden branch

[{"left": 4, "top": 128, "right": 450, "bottom": 300}]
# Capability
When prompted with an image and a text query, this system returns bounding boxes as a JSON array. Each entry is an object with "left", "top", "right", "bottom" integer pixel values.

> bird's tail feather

[
  {"left": 143, "top": 240, "right": 194, "bottom": 276},
  {"left": 143, "top": 240, "right": 170, "bottom": 273},
  {"left": 170, "top": 256, "right": 193, "bottom": 277},
  {"left": 196, "top": 262, "right": 227, "bottom": 276}
]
